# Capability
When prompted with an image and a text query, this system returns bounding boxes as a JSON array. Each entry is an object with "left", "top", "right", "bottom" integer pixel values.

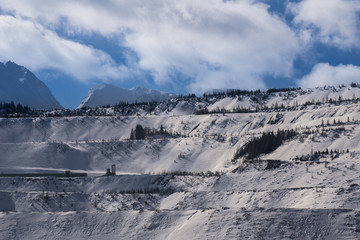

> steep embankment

[
  {"left": 2, "top": 85, "right": 360, "bottom": 239},
  {"left": 1, "top": 100, "right": 360, "bottom": 173},
  {"left": 1, "top": 159, "right": 360, "bottom": 239}
]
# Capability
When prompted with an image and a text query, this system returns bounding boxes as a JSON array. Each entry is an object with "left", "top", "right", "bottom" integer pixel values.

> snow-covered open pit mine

[{"left": 1, "top": 86, "right": 360, "bottom": 239}]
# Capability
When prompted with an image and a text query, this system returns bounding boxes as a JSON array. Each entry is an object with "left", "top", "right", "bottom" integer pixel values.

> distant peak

[
  {"left": 0, "top": 61, "right": 63, "bottom": 110},
  {"left": 78, "top": 84, "right": 174, "bottom": 108},
  {"left": 5, "top": 61, "right": 17, "bottom": 67},
  {"left": 92, "top": 83, "right": 108, "bottom": 90},
  {"left": 3, "top": 61, "right": 29, "bottom": 73},
  {"left": 131, "top": 86, "right": 146, "bottom": 90}
]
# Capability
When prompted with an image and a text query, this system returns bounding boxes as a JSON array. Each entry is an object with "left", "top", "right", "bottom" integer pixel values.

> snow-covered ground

[
  {"left": 1, "top": 101, "right": 360, "bottom": 173},
  {"left": 2, "top": 85, "right": 360, "bottom": 239},
  {"left": 1, "top": 162, "right": 360, "bottom": 239}
]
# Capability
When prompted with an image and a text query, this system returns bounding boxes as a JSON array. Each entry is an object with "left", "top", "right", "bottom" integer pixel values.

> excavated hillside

[{"left": 1, "top": 86, "right": 360, "bottom": 239}]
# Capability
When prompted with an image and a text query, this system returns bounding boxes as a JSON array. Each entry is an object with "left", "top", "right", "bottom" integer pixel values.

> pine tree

[
  {"left": 135, "top": 124, "right": 145, "bottom": 140},
  {"left": 160, "top": 125, "right": 164, "bottom": 135},
  {"left": 130, "top": 129, "right": 135, "bottom": 140}
]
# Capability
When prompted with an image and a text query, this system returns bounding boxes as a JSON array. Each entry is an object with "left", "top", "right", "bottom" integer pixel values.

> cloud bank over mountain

[{"left": 0, "top": 15, "right": 131, "bottom": 82}]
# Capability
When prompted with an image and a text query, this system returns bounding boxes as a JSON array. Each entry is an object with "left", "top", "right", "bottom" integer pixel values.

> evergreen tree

[
  {"left": 130, "top": 129, "right": 135, "bottom": 140},
  {"left": 234, "top": 129, "right": 297, "bottom": 160},
  {"left": 160, "top": 125, "right": 164, "bottom": 134},
  {"left": 135, "top": 124, "right": 145, "bottom": 140}
]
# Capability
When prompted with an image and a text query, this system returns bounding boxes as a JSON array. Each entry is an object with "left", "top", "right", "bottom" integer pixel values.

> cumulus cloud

[
  {"left": 0, "top": 0, "right": 301, "bottom": 92},
  {"left": 297, "top": 63, "right": 360, "bottom": 88},
  {"left": 289, "top": 0, "right": 360, "bottom": 49},
  {"left": 0, "top": 15, "right": 131, "bottom": 82}
]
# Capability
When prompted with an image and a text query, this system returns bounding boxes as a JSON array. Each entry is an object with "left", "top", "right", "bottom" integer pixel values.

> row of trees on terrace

[
  {"left": 234, "top": 129, "right": 298, "bottom": 160},
  {"left": 129, "top": 124, "right": 184, "bottom": 140},
  {"left": 0, "top": 101, "right": 32, "bottom": 115}
]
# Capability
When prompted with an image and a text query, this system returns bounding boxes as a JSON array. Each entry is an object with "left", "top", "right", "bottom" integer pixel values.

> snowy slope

[
  {"left": 205, "top": 85, "right": 360, "bottom": 112},
  {"left": 1, "top": 162, "right": 360, "bottom": 239},
  {"left": 0, "top": 61, "right": 63, "bottom": 110},
  {"left": 2, "top": 84, "right": 360, "bottom": 173},
  {"left": 2, "top": 84, "right": 360, "bottom": 239},
  {"left": 1, "top": 101, "right": 360, "bottom": 173},
  {"left": 78, "top": 84, "right": 175, "bottom": 108}
]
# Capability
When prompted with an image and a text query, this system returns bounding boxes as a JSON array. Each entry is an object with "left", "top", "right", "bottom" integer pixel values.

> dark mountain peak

[{"left": 0, "top": 61, "right": 63, "bottom": 110}]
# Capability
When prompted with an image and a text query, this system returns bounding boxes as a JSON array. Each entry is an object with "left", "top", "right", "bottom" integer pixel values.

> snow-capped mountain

[
  {"left": 0, "top": 61, "right": 63, "bottom": 110},
  {"left": 78, "top": 84, "right": 175, "bottom": 108}
]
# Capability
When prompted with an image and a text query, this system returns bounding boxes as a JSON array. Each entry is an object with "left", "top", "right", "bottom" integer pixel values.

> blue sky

[{"left": 0, "top": 0, "right": 359, "bottom": 108}]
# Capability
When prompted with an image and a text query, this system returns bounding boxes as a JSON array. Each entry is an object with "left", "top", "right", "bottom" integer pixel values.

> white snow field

[{"left": 1, "top": 85, "right": 360, "bottom": 239}]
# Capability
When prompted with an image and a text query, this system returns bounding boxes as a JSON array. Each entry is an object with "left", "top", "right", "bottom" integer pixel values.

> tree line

[
  {"left": 0, "top": 101, "right": 32, "bottom": 115},
  {"left": 129, "top": 124, "right": 184, "bottom": 140},
  {"left": 234, "top": 129, "right": 298, "bottom": 160}
]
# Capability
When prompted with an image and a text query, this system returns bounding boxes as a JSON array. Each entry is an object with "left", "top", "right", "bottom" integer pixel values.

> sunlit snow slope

[{"left": 2, "top": 85, "right": 360, "bottom": 239}]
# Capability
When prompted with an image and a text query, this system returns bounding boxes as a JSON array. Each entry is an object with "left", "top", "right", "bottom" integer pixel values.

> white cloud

[
  {"left": 0, "top": 15, "right": 131, "bottom": 82},
  {"left": 297, "top": 63, "right": 360, "bottom": 88},
  {"left": 0, "top": 0, "right": 301, "bottom": 92},
  {"left": 289, "top": 0, "right": 360, "bottom": 49}
]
